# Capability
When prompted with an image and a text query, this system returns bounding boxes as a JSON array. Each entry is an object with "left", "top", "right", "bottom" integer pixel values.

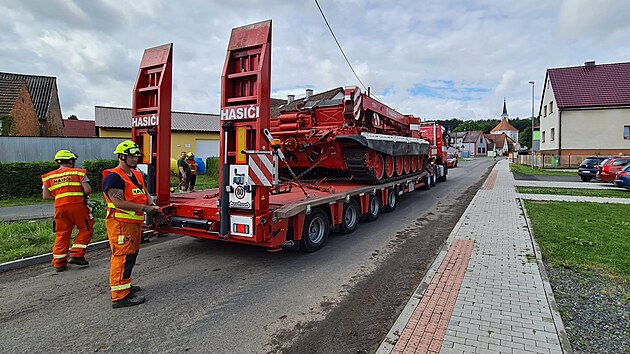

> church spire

[{"left": 501, "top": 98, "right": 508, "bottom": 118}]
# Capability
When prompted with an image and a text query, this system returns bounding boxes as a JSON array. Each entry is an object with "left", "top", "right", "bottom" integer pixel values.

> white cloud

[{"left": 0, "top": 0, "right": 628, "bottom": 121}]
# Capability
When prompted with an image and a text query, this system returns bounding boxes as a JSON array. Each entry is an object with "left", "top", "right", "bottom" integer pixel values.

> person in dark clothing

[{"left": 177, "top": 151, "right": 192, "bottom": 191}]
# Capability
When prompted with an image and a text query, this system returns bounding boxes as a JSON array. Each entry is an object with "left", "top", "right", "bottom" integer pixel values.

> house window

[
  {"left": 544, "top": 106, "right": 547, "bottom": 117},
  {"left": 624, "top": 125, "right": 630, "bottom": 140},
  {"left": 477, "top": 147, "right": 482, "bottom": 154},
  {"left": 542, "top": 131, "right": 546, "bottom": 143},
  {"left": 551, "top": 128, "right": 555, "bottom": 141},
  {"left": 479, "top": 137, "right": 483, "bottom": 143},
  {"left": 549, "top": 101, "right": 553, "bottom": 114}
]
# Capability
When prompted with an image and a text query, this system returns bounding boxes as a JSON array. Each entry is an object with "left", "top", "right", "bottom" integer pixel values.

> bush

[
  {"left": 205, "top": 157, "right": 220, "bottom": 178},
  {"left": 83, "top": 159, "right": 118, "bottom": 191},
  {"left": 0, "top": 159, "right": 118, "bottom": 200},
  {"left": 0, "top": 161, "right": 58, "bottom": 199}
]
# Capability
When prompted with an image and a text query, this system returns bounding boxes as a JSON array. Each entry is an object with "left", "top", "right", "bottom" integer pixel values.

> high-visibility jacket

[
  {"left": 103, "top": 167, "right": 148, "bottom": 224},
  {"left": 187, "top": 159, "right": 198, "bottom": 174},
  {"left": 41, "top": 168, "right": 86, "bottom": 207}
]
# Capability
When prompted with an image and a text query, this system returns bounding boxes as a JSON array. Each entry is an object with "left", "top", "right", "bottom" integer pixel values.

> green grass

[
  {"left": 524, "top": 201, "right": 630, "bottom": 283},
  {"left": 0, "top": 197, "right": 53, "bottom": 207},
  {"left": 170, "top": 173, "right": 219, "bottom": 191},
  {"left": 0, "top": 218, "right": 107, "bottom": 263},
  {"left": 510, "top": 163, "right": 576, "bottom": 176},
  {"left": 517, "top": 186, "right": 630, "bottom": 198}
]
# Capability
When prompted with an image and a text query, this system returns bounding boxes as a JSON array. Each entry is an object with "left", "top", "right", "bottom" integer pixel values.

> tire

[
  {"left": 580, "top": 176, "right": 592, "bottom": 182},
  {"left": 339, "top": 199, "right": 360, "bottom": 234},
  {"left": 421, "top": 172, "right": 431, "bottom": 190},
  {"left": 300, "top": 208, "right": 330, "bottom": 252},
  {"left": 429, "top": 167, "right": 437, "bottom": 187},
  {"left": 365, "top": 194, "right": 382, "bottom": 222},
  {"left": 384, "top": 189, "right": 397, "bottom": 212},
  {"left": 438, "top": 164, "right": 447, "bottom": 182}
]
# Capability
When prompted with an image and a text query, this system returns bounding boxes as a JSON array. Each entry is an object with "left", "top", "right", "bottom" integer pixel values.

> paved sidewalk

[
  {"left": 513, "top": 180, "right": 618, "bottom": 190},
  {"left": 379, "top": 160, "right": 569, "bottom": 354},
  {"left": 0, "top": 204, "right": 54, "bottom": 221},
  {"left": 518, "top": 193, "right": 630, "bottom": 204}
]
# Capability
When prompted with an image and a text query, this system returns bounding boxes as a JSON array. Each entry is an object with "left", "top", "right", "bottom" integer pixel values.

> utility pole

[{"left": 529, "top": 81, "right": 535, "bottom": 168}]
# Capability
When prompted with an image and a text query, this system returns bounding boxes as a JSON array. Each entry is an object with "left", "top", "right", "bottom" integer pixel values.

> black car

[{"left": 578, "top": 156, "right": 608, "bottom": 181}]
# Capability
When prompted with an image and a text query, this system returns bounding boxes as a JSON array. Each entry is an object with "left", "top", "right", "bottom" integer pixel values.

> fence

[
  {"left": 514, "top": 154, "right": 596, "bottom": 169},
  {"left": 0, "top": 136, "right": 126, "bottom": 167}
]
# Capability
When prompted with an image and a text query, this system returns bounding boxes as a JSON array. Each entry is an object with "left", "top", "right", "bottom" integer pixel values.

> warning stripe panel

[{"left": 248, "top": 154, "right": 273, "bottom": 186}]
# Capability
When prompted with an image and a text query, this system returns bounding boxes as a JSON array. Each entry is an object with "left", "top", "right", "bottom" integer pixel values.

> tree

[
  {"left": 453, "top": 120, "right": 484, "bottom": 132},
  {"left": 67, "top": 115, "right": 79, "bottom": 120},
  {"left": 0, "top": 114, "right": 16, "bottom": 136},
  {"left": 519, "top": 127, "right": 532, "bottom": 149}
]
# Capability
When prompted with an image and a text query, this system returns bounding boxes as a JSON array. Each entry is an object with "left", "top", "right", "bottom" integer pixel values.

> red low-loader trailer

[{"left": 131, "top": 20, "right": 447, "bottom": 252}]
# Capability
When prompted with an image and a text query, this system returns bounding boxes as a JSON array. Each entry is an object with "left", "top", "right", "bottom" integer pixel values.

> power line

[{"left": 314, "top": 0, "right": 368, "bottom": 92}]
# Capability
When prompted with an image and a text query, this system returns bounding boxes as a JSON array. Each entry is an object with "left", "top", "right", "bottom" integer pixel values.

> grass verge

[
  {"left": 0, "top": 219, "right": 107, "bottom": 263},
  {"left": 0, "top": 197, "right": 53, "bottom": 207},
  {"left": 524, "top": 200, "right": 630, "bottom": 283},
  {"left": 510, "top": 163, "right": 576, "bottom": 176},
  {"left": 517, "top": 186, "right": 630, "bottom": 198}
]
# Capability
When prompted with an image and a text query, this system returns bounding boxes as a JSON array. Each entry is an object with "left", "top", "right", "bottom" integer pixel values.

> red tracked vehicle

[
  {"left": 269, "top": 87, "right": 434, "bottom": 184},
  {"left": 132, "top": 20, "right": 448, "bottom": 252}
]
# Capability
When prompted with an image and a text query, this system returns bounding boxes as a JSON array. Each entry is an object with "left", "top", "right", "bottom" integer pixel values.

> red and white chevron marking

[
  {"left": 344, "top": 86, "right": 362, "bottom": 121},
  {"left": 248, "top": 154, "right": 274, "bottom": 186}
]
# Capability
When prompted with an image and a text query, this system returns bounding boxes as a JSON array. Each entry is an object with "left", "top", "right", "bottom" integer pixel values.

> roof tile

[
  {"left": 0, "top": 72, "right": 56, "bottom": 121},
  {"left": 95, "top": 106, "right": 219, "bottom": 132},
  {"left": 548, "top": 62, "right": 630, "bottom": 108}
]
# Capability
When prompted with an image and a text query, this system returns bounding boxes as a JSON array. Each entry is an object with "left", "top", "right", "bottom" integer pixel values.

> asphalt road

[{"left": 0, "top": 158, "right": 495, "bottom": 354}]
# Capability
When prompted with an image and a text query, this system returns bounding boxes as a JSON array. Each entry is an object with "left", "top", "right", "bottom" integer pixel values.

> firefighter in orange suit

[
  {"left": 103, "top": 140, "right": 160, "bottom": 308},
  {"left": 41, "top": 150, "right": 94, "bottom": 272}
]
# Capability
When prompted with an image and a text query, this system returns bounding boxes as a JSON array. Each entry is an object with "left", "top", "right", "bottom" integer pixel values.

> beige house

[
  {"left": 95, "top": 106, "right": 220, "bottom": 160},
  {"left": 539, "top": 61, "right": 630, "bottom": 157}
]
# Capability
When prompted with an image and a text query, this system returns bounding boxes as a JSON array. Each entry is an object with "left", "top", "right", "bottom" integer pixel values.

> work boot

[
  {"left": 112, "top": 293, "right": 146, "bottom": 308},
  {"left": 68, "top": 257, "right": 89, "bottom": 266},
  {"left": 130, "top": 285, "right": 142, "bottom": 294},
  {"left": 55, "top": 266, "right": 67, "bottom": 272}
]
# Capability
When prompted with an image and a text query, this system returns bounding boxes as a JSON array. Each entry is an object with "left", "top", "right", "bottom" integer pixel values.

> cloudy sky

[{"left": 1, "top": 0, "right": 629, "bottom": 122}]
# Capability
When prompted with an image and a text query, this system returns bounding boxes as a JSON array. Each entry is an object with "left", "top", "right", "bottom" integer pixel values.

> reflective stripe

[
  {"left": 48, "top": 181, "right": 82, "bottom": 191},
  {"left": 117, "top": 235, "right": 125, "bottom": 244},
  {"left": 71, "top": 243, "right": 87, "bottom": 249},
  {"left": 114, "top": 212, "right": 144, "bottom": 221},
  {"left": 107, "top": 202, "right": 144, "bottom": 220},
  {"left": 55, "top": 192, "right": 84, "bottom": 199},
  {"left": 42, "top": 170, "right": 85, "bottom": 182},
  {"left": 53, "top": 254, "right": 67, "bottom": 259},
  {"left": 111, "top": 283, "right": 131, "bottom": 291}
]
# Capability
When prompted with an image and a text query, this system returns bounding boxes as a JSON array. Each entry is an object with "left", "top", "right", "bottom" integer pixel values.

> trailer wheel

[
  {"left": 300, "top": 209, "right": 330, "bottom": 252},
  {"left": 438, "top": 164, "right": 447, "bottom": 182},
  {"left": 384, "top": 189, "right": 397, "bottom": 212},
  {"left": 365, "top": 194, "right": 382, "bottom": 222},
  {"left": 340, "top": 199, "right": 360, "bottom": 234}
]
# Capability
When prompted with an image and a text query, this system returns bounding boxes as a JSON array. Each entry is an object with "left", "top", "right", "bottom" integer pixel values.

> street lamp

[{"left": 529, "top": 81, "right": 535, "bottom": 168}]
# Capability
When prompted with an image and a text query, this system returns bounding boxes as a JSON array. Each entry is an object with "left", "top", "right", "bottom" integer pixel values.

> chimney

[
  {"left": 305, "top": 89, "right": 313, "bottom": 99},
  {"left": 287, "top": 94, "right": 294, "bottom": 103},
  {"left": 584, "top": 60, "right": 596, "bottom": 68}
]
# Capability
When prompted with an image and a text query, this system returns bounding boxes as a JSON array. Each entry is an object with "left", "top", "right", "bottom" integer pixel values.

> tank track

[{"left": 343, "top": 146, "right": 426, "bottom": 185}]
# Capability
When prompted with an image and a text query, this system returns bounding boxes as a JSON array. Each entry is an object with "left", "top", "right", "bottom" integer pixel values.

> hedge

[
  {"left": 82, "top": 159, "right": 118, "bottom": 191},
  {"left": 0, "top": 159, "right": 118, "bottom": 200},
  {"left": 205, "top": 157, "right": 220, "bottom": 178},
  {"left": 0, "top": 161, "right": 58, "bottom": 199}
]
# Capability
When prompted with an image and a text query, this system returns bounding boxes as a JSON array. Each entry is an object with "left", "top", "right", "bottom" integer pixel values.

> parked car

[
  {"left": 578, "top": 156, "right": 608, "bottom": 182},
  {"left": 596, "top": 157, "right": 630, "bottom": 182},
  {"left": 613, "top": 164, "right": 630, "bottom": 189},
  {"left": 447, "top": 153, "right": 458, "bottom": 168}
]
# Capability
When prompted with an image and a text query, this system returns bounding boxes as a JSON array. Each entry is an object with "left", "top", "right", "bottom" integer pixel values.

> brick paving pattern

[
  {"left": 392, "top": 240, "right": 474, "bottom": 354},
  {"left": 379, "top": 160, "right": 565, "bottom": 354}
]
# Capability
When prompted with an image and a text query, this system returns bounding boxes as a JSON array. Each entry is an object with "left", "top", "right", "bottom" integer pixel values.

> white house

[{"left": 539, "top": 61, "right": 630, "bottom": 157}]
